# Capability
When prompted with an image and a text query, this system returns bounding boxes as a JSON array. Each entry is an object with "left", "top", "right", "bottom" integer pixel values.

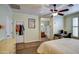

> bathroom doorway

[{"left": 40, "top": 18, "right": 51, "bottom": 41}]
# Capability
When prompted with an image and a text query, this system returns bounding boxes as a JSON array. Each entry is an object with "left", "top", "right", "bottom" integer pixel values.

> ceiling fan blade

[
  {"left": 50, "top": 9, "right": 53, "bottom": 12},
  {"left": 58, "top": 13, "right": 64, "bottom": 16},
  {"left": 59, "top": 9, "right": 69, "bottom": 12}
]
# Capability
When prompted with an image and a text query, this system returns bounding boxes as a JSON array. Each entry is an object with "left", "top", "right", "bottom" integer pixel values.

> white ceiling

[{"left": 9, "top": 4, "right": 79, "bottom": 17}]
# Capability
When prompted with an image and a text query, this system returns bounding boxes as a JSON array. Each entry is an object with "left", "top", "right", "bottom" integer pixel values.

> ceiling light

[
  {"left": 41, "top": 23, "right": 44, "bottom": 26},
  {"left": 52, "top": 12, "right": 58, "bottom": 16}
]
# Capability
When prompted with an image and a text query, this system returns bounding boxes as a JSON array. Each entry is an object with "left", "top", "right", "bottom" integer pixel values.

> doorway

[
  {"left": 40, "top": 18, "right": 51, "bottom": 41},
  {"left": 15, "top": 20, "right": 25, "bottom": 43}
]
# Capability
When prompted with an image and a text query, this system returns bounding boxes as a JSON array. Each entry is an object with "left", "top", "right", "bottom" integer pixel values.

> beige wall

[
  {"left": 12, "top": 12, "right": 40, "bottom": 43},
  {"left": 64, "top": 12, "right": 79, "bottom": 33}
]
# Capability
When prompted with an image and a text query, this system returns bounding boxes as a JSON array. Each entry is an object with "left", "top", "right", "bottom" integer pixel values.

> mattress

[{"left": 37, "top": 38, "right": 79, "bottom": 54}]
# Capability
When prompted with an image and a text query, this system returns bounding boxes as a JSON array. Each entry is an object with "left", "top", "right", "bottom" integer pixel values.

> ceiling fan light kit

[{"left": 52, "top": 12, "right": 58, "bottom": 16}]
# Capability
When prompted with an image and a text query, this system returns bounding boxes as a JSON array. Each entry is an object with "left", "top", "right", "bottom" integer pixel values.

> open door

[{"left": 15, "top": 20, "right": 25, "bottom": 43}]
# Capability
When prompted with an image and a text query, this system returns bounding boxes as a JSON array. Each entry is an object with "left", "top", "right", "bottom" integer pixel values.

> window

[{"left": 72, "top": 17, "right": 79, "bottom": 37}]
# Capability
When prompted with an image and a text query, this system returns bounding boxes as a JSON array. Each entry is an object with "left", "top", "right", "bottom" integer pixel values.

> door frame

[
  {"left": 14, "top": 20, "right": 25, "bottom": 43},
  {"left": 39, "top": 17, "right": 53, "bottom": 40}
]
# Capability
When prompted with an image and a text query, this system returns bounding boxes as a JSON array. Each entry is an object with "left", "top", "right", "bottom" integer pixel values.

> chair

[
  {"left": 41, "top": 32, "right": 46, "bottom": 38},
  {"left": 67, "top": 33, "right": 72, "bottom": 38},
  {"left": 54, "top": 34, "right": 63, "bottom": 39},
  {"left": 59, "top": 30, "right": 64, "bottom": 34},
  {"left": 64, "top": 31, "right": 67, "bottom": 34},
  {"left": 65, "top": 33, "right": 72, "bottom": 38}
]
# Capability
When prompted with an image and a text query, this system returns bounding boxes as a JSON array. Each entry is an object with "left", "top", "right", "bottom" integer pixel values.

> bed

[
  {"left": 37, "top": 38, "right": 79, "bottom": 54},
  {"left": 0, "top": 39, "right": 16, "bottom": 54}
]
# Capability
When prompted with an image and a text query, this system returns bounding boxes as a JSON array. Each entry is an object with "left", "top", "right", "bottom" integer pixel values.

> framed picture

[{"left": 28, "top": 18, "right": 35, "bottom": 29}]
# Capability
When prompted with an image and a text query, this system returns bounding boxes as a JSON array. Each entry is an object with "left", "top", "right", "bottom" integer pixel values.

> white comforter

[{"left": 37, "top": 38, "right": 79, "bottom": 54}]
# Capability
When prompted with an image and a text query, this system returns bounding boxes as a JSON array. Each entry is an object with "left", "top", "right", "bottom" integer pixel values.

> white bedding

[{"left": 37, "top": 38, "right": 79, "bottom": 54}]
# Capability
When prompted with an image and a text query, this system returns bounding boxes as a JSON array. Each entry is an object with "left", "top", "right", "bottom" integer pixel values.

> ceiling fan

[{"left": 44, "top": 4, "right": 69, "bottom": 17}]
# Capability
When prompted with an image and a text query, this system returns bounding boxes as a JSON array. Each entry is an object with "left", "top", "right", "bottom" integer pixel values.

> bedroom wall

[
  {"left": 0, "top": 5, "right": 13, "bottom": 40},
  {"left": 53, "top": 16, "right": 64, "bottom": 34},
  {"left": 64, "top": 12, "right": 79, "bottom": 33},
  {"left": 12, "top": 12, "right": 40, "bottom": 43}
]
